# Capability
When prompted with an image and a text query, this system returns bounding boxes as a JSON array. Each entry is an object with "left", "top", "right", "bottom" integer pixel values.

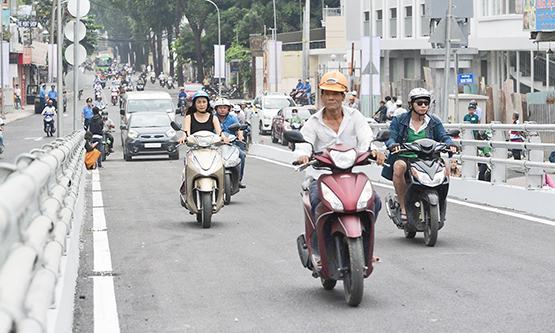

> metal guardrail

[
  {"left": 0, "top": 131, "right": 85, "bottom": 332},
  {"left": 368, "top": 121, "right": 555, "bottom": 189}
]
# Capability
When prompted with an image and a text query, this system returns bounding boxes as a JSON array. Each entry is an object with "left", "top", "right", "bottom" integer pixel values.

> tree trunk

[
  {"left": 175, "top": 18, "right": 184, "bottom": 85},
  {"left": 156, "top": 32, "right": 164, "bottom": 74},
  {"left": 151, "top": 34, "right": 158, "bottom": 74},
  {"left": 190, "top": 26, "right": 204, "bottom": 82},
  {"left": 167, "top": 28, "right": 175, "bottom": 78}
]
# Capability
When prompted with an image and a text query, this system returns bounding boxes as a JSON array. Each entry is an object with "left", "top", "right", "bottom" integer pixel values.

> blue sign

[
  {"left": 536, "top": 0, "right": 555, "bottom": 32},
  {"left": 457, "top": 73, "right": 474, "bottom": 85}
]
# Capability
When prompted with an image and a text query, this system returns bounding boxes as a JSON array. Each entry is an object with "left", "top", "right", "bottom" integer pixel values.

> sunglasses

[{"left": 414, "top": 100, "right": 430, "bottom": 106}]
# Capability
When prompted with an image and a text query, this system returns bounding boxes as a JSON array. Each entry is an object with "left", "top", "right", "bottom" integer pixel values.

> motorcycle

[
  {"left": 136, "top": 81, "right": 145, "bottom": 91},
  {"left": 385, "top": 139, "right": 451, "bottom": 247},
  {"left": 243, "top": 121, "right": 252, "bottom": 151},
  {"left": 44, "top": 114, "right": 55, "bottom": 137},
  {"left": 176, "top": 96, "right": 187, "bottom": 116},
  {"left": 166, "top": 79, "right": 175, "bottom": 90},
  {"left": 220, "top": 127, "right": 244, "bottom": 205},
  {"left": 290, "top": 89, "right": 308, "bottom": 106},
  {"left": 171, "top": 122, "right": 226, "bottom": 228},
  {"left": 285, "top": 130, "right": 379, "bottom": 307},
  {"left": 159, "top": 78, "right": 166, "bottom": 87},
  {"left": 150, "top": 75, "right": 156, "bottom": 84},
  {"left": 111, "top": 91, "right": 119, "bottom": 106}
]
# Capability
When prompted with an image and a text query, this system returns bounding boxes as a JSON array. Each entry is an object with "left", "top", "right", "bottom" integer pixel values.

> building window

[
  {"left": 420, "top": 4, "right": 430, "bottom": 37},
  {"left": 376, "top": 10, "right": 383, "bottom": 38},
  {"left": 405, "top": 6, "right": 413, "bottom": 37},
  {"left": 390, "top": 8, "right": 397, "bottom": 38}
]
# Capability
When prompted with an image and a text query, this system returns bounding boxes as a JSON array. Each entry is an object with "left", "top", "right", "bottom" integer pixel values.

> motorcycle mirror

[
  {"left": 283, "top": 130, "right": 306, "bottom": 144},
  {"left": 170, "top": 121, "right": 182, "bottom": 131},
  {"left": 119, "top": 109, "right": 125, "bottom": 116},
  {"left": 374, "top": 130, "right": 390, "bottom": 142}
]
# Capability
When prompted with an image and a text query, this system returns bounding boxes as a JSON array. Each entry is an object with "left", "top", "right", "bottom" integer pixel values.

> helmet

[
  {"left": 213, "top": 97, "right": 232, "bottom": 109},
  {"left": 319, "top": 71, "right": 348, "bottom": 92},
  {"left": 408, "top": 88, "right": 431, "bottom": 102},
  {"left": 232, "top": 104, "right": 241, "bottom": 112},
  {"left": 192, "top": 90, "right": 209, "bottom": 102},
  {"left": 395, "top": 99, "right": 403, "bottom": 106}
]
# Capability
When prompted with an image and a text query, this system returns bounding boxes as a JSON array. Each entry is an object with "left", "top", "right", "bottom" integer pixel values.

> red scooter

[{"left": 285, "top": 131, "right": 379, "bottom": 307}]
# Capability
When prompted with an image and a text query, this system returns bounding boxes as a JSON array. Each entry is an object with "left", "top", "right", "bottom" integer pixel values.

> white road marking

[
  {"left": 91, "top": 169, "right": 120, "bottom": 332},
  {"left": 33, "top": 137, "right": 44, "bottom": 141},
  {"left": 92, "top": 207, "right": 107, "bottom": 231},
  {"left": 253, "top": 154, "right": 555, "bottom": 226},
  {"left": 93, "top": 231, "right": 113, "bottom": 272},
  {"left": 93, "top": 276, "right": 121, "bottom": 333}
]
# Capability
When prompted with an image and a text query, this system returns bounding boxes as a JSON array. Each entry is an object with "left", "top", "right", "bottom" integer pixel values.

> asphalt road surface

[{"left": 71, "top": 83, "right": 555, "bottom": 332}]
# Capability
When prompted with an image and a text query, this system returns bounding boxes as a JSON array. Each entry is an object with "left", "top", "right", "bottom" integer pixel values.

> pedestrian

[
  {"left": 303, "top": 79, "right": 312, "bottom": 105},
  {"left": 373, "top": 100, "right": 388, "bottom": 123},
  {"left": 346, "top": 91, "right": 360, "bottom": 110},
  {"left": 82, "top": 98, "right": 94, "bottom": 130},
  {"left": 48, "top": 85, "right": 58, "bottom": 109},
  {"left": 509, "top": 112, "right": 525, "bottom": 160},
  {"left": 464, "top": 103, "right": 480, "bottom": 124},
  {"left": 13, "top": 84, "right": 21, "bottom": 110}
]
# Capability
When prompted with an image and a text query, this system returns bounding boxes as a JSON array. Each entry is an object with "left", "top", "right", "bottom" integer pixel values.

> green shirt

[
  {"left": 399, "top": 127, "right": 427, "bottom": 159},
  {"left": 464, "top": 113, "right": 480, "bottom": 124}
]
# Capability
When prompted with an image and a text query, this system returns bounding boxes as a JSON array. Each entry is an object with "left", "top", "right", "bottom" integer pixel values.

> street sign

[
  {"left": 17, "top": 20, "right": 38, "bottom": 28},
  {"left": 64, "top": 43, "right": 87, "bottom": 65},
  {"left": 429, "top": 17, "right": 467, "bottom": 45},
  {"left": 457, "top": 73, "right": 474, "bottom": 85},
  {"left": 67, "top": 0, "right": 91, "bottom": 18},
  {"left": 64, "top": 20, "right": 87, "bottom": 42},
  {"left": 230, "top": 60, "right": 240, "bottom": 73},
  {"left": 64, "top": 69, "right": 87, "bottom": 88}
]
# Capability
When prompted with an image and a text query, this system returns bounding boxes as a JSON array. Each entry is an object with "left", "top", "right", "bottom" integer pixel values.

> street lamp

[
  {"left": 272, "top": 0, "right": 278, "bottom": 92},
  {"left": 204, "top": 0, "right": 222, "bottom": 96}
]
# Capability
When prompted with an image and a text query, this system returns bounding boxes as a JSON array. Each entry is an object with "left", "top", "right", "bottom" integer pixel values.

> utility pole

[
  {"left": 368, "top": 0, "right": 374, "bottom": 114},
  {"left": 302, "top": 0, "right": 310, "bottom": 82},
  {"left": 442, "top": 0, "right": 453, "bottom": 121},
  {"left": 57, "top": 0, "right": 63, "bottom": 136},
  {"left": 73, "top": 0, "right": 81, "bottom": 132},
  {"left": 0, "top": 1, "right": 4, "bottom": 117},
  {"left": 272, "top": 0, "right": 279, "bottom": 92}
]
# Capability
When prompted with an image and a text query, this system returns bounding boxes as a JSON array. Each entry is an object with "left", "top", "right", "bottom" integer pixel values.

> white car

[{"left": 253, "top": 94, "right": 296, "bottom": 135}]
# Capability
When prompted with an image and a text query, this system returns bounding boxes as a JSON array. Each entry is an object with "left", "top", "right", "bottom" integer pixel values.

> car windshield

[
  {"left": 129, "top": 114, "right": 170, "bottom": 128},
  {"left": 263, "top": 97, "right": 295, "bottom": 109},
  {"left": 284, "top": 108, "right": 312, "bottom": 120},
  {"left": 127, "top": 99, "right": 173, "bottom": 113}
]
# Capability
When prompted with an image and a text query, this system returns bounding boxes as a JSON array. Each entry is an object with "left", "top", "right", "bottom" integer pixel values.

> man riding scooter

[
  {"left": 295, "top": 71, "right": 385, "bottom": 262},
  {"left": 382, "top": 88, "right": 457, "bottom": 225},
  {"left": 215, "top": 98, "right": 247, "bottom": 189}
]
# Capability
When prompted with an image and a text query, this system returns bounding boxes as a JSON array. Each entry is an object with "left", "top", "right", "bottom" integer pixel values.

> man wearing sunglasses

[{"left": 383, "top": 88, "right": 457, "bottom": 223}]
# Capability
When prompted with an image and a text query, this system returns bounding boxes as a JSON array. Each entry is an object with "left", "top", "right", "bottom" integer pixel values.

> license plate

[{"left": 144, "top": 143, "right": 161, "bottom": 148}]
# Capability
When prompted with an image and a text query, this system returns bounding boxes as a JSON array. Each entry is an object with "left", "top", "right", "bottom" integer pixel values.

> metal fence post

[
  {"left": 461, "top": 127, "right": 476, "bottom": 179},
  {"left": 526, "top": 124, "right": 544, "bottom": 189},
  {"left": 490, "top": 121, "right": 507, "bottom": 183}
]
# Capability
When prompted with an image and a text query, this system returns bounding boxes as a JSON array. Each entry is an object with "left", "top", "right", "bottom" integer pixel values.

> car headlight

[
  {"left": 128, "top": 129, "right": 139, "bottom": 139},
  {"left": 411, "top": 168, "right": 445, "bottom": 187},
  {"left": 166, "top": 129, "right": 176, "bottom": 138},
  {"left": 329, "top": 149, "right": 357, "bottom": 169},
  {"left": 321, "top": 183, "right": 344, "bottom": 211},
  {"left": 356, "top": 181, "right": 374, "bottom": 210}
]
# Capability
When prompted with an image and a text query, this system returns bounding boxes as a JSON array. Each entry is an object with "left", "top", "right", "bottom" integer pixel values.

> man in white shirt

[
  {"left": 296, "top": 71, "right": 385, "bottom": 220},
  {"left": 13, "top": 84, "right": 21, "bottom": 110},
  {"left": 392, "top": 99, "right": 408, "bottom": 117}
]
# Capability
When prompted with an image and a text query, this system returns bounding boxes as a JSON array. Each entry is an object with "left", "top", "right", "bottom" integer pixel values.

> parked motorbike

[
  {"left": 285, "top": 130, "right": 379, "bottom": 307},
  {"left": 171, "top": 122, "right": 225, "bottom": 228},
  {"left": 385, "top": 139, "right": 451, "bottom": 247}
]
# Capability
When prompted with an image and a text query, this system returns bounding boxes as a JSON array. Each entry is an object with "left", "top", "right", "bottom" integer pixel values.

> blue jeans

[
  {"left": 234, "top": 140, "right": 246, "bottom": 181},
  {"left": 309, "top": 180, "right": 381, "bottom": 221}
]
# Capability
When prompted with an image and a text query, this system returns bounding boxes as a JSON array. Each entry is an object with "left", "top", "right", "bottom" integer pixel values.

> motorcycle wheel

[
  {"left": 342, "top": 237, "right": 365, "bottom": 307},
  {"left": 200, "top": 192, "right": 212, "bottom": 229},
  {"left": 423, "top": 204, "right": 440, "bottom": 247},
  {"left": 321, "top": 278, "right": 337, "bottom": 290},
  {"left": 224, "top": 174, "right": 232, "bottom": 205}
]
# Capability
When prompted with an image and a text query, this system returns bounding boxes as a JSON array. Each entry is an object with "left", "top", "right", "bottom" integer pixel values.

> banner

[
  {"left": 214, "top": 45, "right": 226, "bottom": 79},
  {"left": 48, "top": 44, "right": 57, "bottom": 82},
  {"left": 523, "top": 0, "right": 555, "bottom": 32},
  {"left": 1, "top": 41, "right": 9, "bottom": 88},
  {"left": 266, "top": 40, "right": 282, "bottom": 89}
]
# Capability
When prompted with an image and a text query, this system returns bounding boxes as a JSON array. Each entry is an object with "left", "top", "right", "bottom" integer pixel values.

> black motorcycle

[{"left": 385, "top": 139, "right": 451, "bottom": 247}]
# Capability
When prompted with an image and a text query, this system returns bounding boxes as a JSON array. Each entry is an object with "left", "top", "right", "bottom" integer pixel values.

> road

[{"left": 68, "top": 84, "right": 555, "bottom": 332}]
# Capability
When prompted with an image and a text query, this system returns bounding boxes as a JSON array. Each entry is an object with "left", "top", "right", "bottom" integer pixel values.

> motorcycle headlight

[
  {"left": 166, "top": 129, "right": 176, "bottom": 138},
  {"left": 411, "top": 168, "right": 445, "bottom": 187},
  {"left": 321, "top": 183, "right": 344, "bottom": 211},
  {"left": 224, "top": 154, "right": 241, "bottom": 168},
  {"left": 356, "top": 181, "right": 374, "bottom": 210},
  {"left": 329, "top": 149, "right": 357, "bottom": 169},
  {"left": 128, "top": 129, "right": 139, "bottom": 139}
]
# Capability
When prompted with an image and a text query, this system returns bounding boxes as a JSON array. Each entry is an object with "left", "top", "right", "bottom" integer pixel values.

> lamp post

[
  {"left": 57, "top": 0, "right": 63, "bottom": 136},
  {"left": 272, "top": 0, "right": 278, "bottom": 92},
  {"left": 204, "top": 0, "right": 222, "bottom": 96}
]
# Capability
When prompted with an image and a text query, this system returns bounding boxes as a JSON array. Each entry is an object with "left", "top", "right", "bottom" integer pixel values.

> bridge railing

[
  {"left": 368, "top": 121, "right": 555, "bottom": 189},
  {"left": 0, "top": 131, "right": 85, "bottom": 332}
]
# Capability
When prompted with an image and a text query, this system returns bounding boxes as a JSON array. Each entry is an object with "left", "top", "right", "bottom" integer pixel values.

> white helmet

[
  {"left": 408, "top": 88, "right": 431, "bottom": 102},
  {"left": 213, "top": 98, "right": 232, "bottom": 109},
  {"left": 395, "top": 99, "right": 403, "bottom": 106},
  {"left": 232, "top": 104, "right": 241, "bottom": 112}
]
